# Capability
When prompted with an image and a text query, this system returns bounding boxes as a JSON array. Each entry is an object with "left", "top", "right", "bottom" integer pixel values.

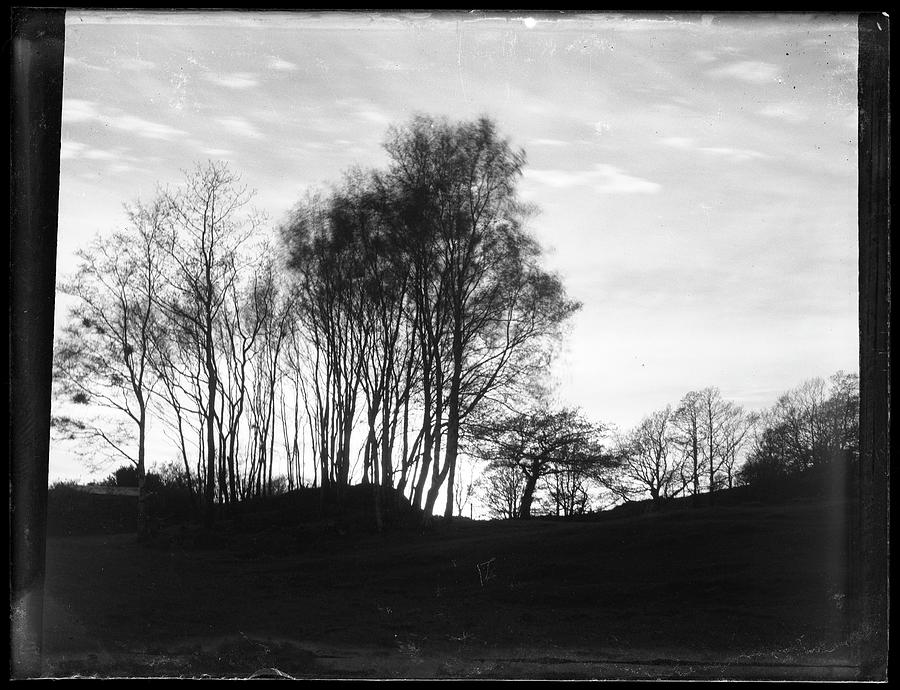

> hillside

[{"left": 40, "top": 467, "right": 859, "bottom": 679}]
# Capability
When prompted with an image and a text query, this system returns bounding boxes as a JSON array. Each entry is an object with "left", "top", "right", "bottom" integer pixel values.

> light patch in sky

[
  {"left": 202, "top": 71, "right": 261, "bottom": 89},
  {"left": 707, "top": 60, "right": 782, "bottom": 84},
  {"left": 526, "top": 165, "right": 661, "bottom": 194},
  {"left": 214, "top": 116, "right": 263, "bottom": 138}
]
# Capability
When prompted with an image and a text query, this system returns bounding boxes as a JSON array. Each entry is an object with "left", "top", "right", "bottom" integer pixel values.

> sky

[{"left": 51, "top": 10, "right": 859, "bottom": 484}]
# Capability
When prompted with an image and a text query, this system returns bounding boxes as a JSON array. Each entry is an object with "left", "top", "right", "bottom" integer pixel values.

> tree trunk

[
  {"left": 136, "top": 403, "right": 149, "bottom": 540},
  {"left": 518, "top": 471, "right": 539, "bottom": 520},
  {"left": 413, "top": 356, "right": 433, "bottom": 509},
  {"left": 442, "top": 358, "right": 462, "bottom": 520},
  {"left": 204, "top": 338, "right": 217, "bottom": 529},
  {"left": 381, "top": 397, "right": 393, "bottom": 488}
]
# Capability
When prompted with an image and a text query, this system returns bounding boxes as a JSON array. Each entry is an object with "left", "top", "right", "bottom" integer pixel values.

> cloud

[
  {"left": 214, "top": 116, "right": 263, "bottom": 138},
  {"left": 62, "top": 99, "right": 103, "bottom": 123},
  {"left": 202, "top": 72, "right": 260, "bottom": 89},
  {"left": 758, "top": 103, "right": 809, "bottom": 124},
  {"left": 528, "top": 138, "right": 569, "bottom": 147},
  {"left": 266, "top": 56, "right": 298, "bottom": 71},
  {"left": 660, "top": 136, "right": 768, "bottom": 162},
  {"left": 119, "top": 57, "right": 156, "bottom": 71},
  {"left": 115, "top": 114, "right": 189, "bottom": 140},
  {"left": 60, "top": 141, "right": 121, "bottom": 161},
  {"left": 660, "top": 136, "right": 694, "bottom": 149},
  {"left": 60, "top": 141, "right": 86, "bottom": 159},
  {"left": 202, "top": 148, "right": 234, "bottom": 157},
  {"left": 63, "top": 56, "right": 110, "bottom": 73},
  {"left": 356, "top": 109, "right": 392, "bottom": 126},
  {"left": 698, "top": 146, "right": 768, "bottom": 162},
  {"left": 526, "top": 164, "right": 661, "bottom": 194},
  {"left": 707, "top": 60, "right": 781, "bottom": 84},
  {"left": 334, "top": 97, "right": 393, "bottom": 126},
  {"left": 62, "top": 99, "right": 187, "bottom": 141}
]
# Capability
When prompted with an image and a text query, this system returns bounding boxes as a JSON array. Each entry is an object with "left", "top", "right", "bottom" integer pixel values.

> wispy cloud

[
  {"left": 118, "top": 114, "right": 187, "bottom": 140},
  {"left": 62, "top": 141, "right": 111, "bottom": 161},
  {"left": 202, "top": 72, "right": 260, "bottom": 89},
  {"left": 60, "top": 141, "right": 126, "bottom": 161},
  {"left": 63, "top": 99, "right": 104, "bottom": 123},
  {"left": 758, "top": 102, "right": 809, "bottom": 124},
  {"left": 215, "top": 116, "right": 263, "bottom": 138},
  {"left": 356, "top": 109, "right": 392, "bottom": 126},
  {"left": 202, "top": 148, "right": 234, "bottom": 157},
  {"left": 707, "top": 60, "right": 781, "bottom": 84},
  {"left": 335, "top": 99, "right": 393, "bottom": 127},
  {"left": 660, "top": 136, "right": 768, "bottom": 162},
  {"left": 266, "top": 56, "right": 298, "bottom": 71},
  {"left": 62, "top": 99, "right": 187, "bottom": 141},
  {"left": 528, "top": 138, "right": 569, "bottom": 147},
  {"left": 660, "top": 136, "right": 694, "bottom": 149},
  {"left": 526, "top": 164, "right": 661, "bottom": 194},
  {"left": 63, "top": 55, "right": 110, "bottom": 73},
  {"left": 119, "top": 57, "right": 156, "bottom": 71},
  {"left": 699, "top": 146, "right": 769, "bottom": 162}
]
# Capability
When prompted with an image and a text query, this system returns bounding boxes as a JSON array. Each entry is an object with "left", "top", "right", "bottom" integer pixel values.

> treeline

[
  {"left": 475, "top": 372, "right": 859, "bottom": 519},
  {"left": 736, "top": 372, "right": 859, "bottom": 485},
  {"left": 53, "top": 115, "right": 579, "bottom": 536}
]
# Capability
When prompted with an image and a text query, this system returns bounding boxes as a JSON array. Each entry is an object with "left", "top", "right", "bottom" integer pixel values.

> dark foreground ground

[{"left": 41, "top": 486, "right": 862, "bottom": 680}]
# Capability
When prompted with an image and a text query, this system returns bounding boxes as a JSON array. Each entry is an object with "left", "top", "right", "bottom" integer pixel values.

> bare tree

[
  {"left": 478, "top": 464, "right": 526, "bottom": 519},
  {"left": 54, "top": 199, "right": 168, "bottom": 538},
  {"left": 673, "top": 390, "right": 704, "bottom": 498},
  {"left": 739, "top": 371, "right": 859, "bottom": 484},
  {"left": 697, "top": 387, "right": 729, "bottom": 495},
  {"left": 470, "top": 406, "right": 605, "bottom": 519},
  {"left": 719, "top": 403, "right": 757, "bottom": 489},
  {"left": 381, "top": 115, "right": 581, "bottom": 521},
  {"left": 156, "top": 161, "right": 262, "bottom": 528},
  {"left": 604, "top": 406, "right": 684, "bottom": 506}
]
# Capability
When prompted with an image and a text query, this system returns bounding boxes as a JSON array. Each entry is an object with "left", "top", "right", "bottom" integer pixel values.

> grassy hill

[{"left": 41, "top": 464, "right": 860, "bottom": 679}]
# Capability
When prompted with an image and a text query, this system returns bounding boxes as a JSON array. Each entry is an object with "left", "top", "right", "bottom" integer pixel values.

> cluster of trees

[
  {"left": 737, "top": 372, "right": 859, "bottom": 485},
  {"left": 53, "top": 115, "right": 579, "bottom": 535},
  {"left": 604, "top": 387, "right": 758, "bottom": 506},
  {"left": 475, "top": 372, "right": 859, "bottom": 518},
  {"left": 52, "top": 113, "right": 861, "bottom": 532}
]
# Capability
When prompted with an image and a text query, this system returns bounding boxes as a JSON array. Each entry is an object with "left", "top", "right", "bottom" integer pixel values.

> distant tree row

[
  {"left": 736, "top": 372, "right": 859, "bottom": 485},
  {"left": 52, "top": 115, "right": 580, "bottom": 535},
  {"left": 475, "top": 372, "right": 859, "bottom": 518},
  {"left": 604, "top": 387, "right": 758, "bottom": 506}
]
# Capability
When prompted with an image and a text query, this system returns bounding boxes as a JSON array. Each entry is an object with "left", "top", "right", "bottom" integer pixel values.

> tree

[
  {"left": 380, "top": 115, "right": 581, "bottom": 520},
  {"left": 471, "top": 406, "right": 605, "bottom": 519},
  {"left": 452, "top": 457, "right": 480, "bottom": 518},
  {"left": 603, "top": 406, "right": 684, "bottom": 506},
  {"left": 738, "top": 371, "right": 859, "bottom": 485},
  {"left": 478, "top": 464, "right": 526, "bottom": 519},
  {"left": 719, "top": 404, "right": 757, "bottom": 489},
  {"left": 156, "top": 161, "right": 262, "bottom": 527},
  {"left": 281, "top": 185, "right": 372, "bottom": 502},
  {"left": 697, "top": 387, "right": 729, "bottom": 495},
  {"left": 54, "top": 198, "right": 168, "bottom": 538},
  {"left": 673, "top": 390, "right": 704, "bottom": 498}
]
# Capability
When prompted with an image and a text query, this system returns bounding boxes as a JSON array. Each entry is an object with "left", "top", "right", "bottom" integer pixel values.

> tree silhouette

[{"left": 54, "top": 198, "right": 168, "bottom": 538}]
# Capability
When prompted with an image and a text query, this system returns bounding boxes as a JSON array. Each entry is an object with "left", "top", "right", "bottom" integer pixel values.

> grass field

[{"left": 39, "top": 473, "right": 863, "bottom": 679}]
